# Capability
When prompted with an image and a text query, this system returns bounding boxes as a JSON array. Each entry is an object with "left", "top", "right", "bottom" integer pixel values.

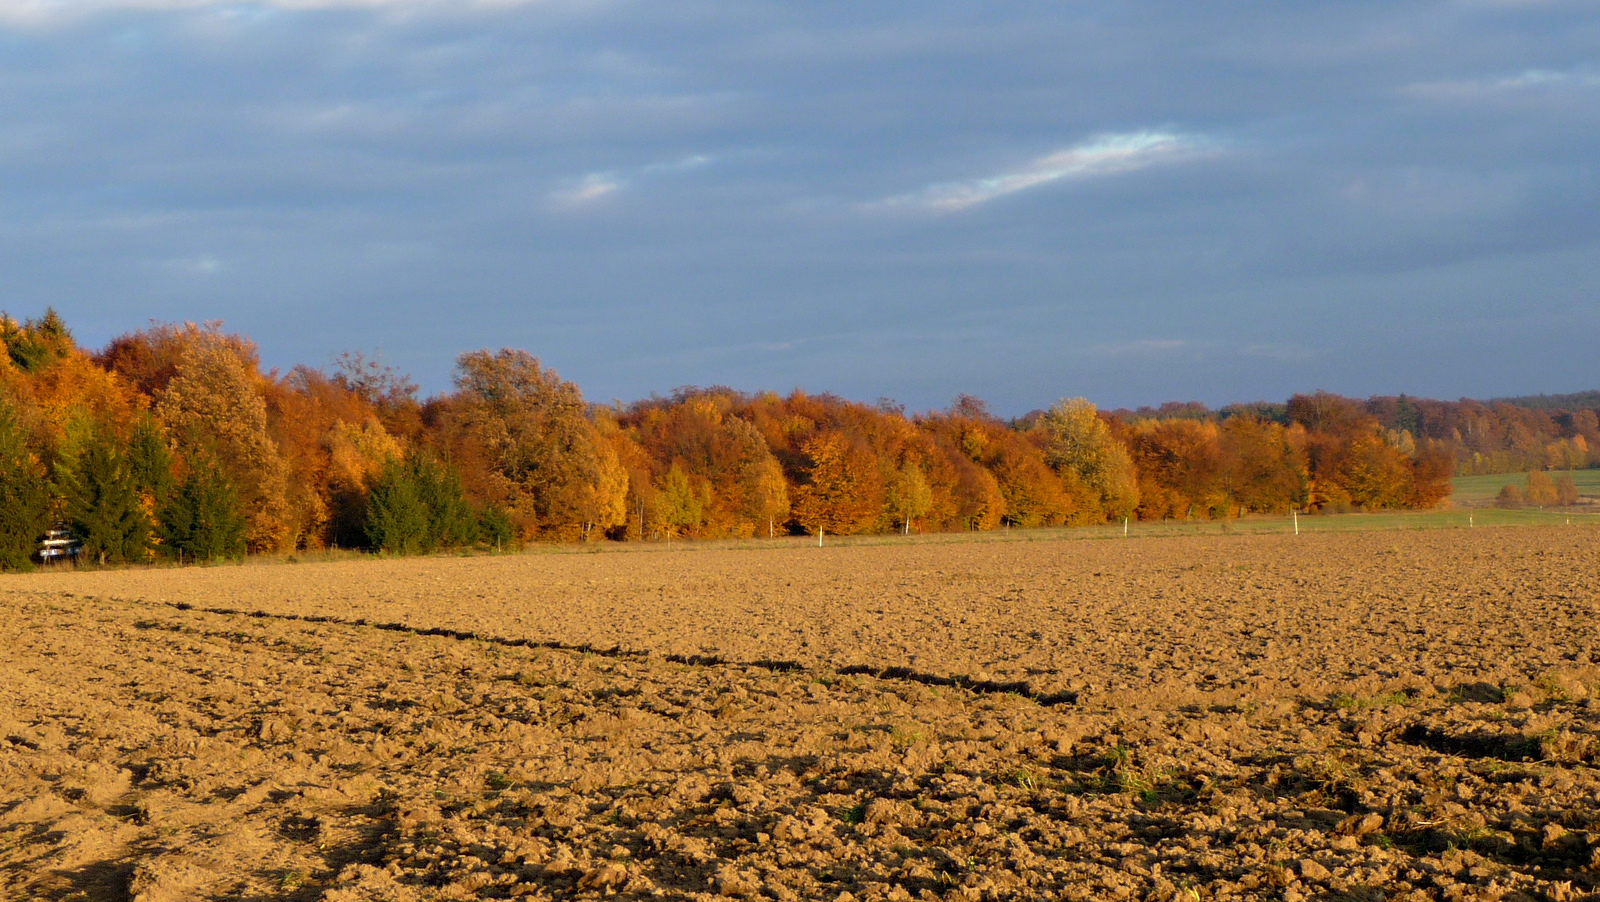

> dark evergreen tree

[
  {"left": 0, "top": 407, "right": 51, "bottom": 571},
  {"left": 0, "top": 308, "right": 74, "bottom": 373},
  {"left": 364, "top": 453, "right": 480, "bottom": 554},
  {"left": 364, "top": 456, "right": 430, "bottom": 554},
  {"left": 478, "top": 504, "right": 515, "bottom": 550},
  {"left": 159, "top": 460, "right": 247, "bottom": 561},
  {"left": 412, "top": 455, "right": 479, "bottom": 549},
  {"left": 56, "top": 426, "right": 150, "bottom": 565},
  {"left": 126, "top": 414, "right": 174, "bottom": 505}
]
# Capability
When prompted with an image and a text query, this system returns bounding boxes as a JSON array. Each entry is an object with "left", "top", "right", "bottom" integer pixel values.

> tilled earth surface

[{"left": 2, "top": 526, "right": 1598, "bottom": 901}]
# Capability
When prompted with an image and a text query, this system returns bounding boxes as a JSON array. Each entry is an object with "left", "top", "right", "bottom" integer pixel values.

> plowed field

[{"left": 3, "top": 526, "right": 1598, "bottom": 901}]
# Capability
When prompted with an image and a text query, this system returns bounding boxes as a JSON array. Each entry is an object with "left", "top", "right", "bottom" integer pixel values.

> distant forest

[{"left": 1, "top": 310, "right": 1593, "bottom": 568}]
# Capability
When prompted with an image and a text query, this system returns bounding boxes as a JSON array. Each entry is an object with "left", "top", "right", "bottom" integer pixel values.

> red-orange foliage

[
  {"left": 16, "top": 310, "right": 1560, "bottom": 561},
  {"left": 791, "top": 431, "right": 884, "bottom": 536}
]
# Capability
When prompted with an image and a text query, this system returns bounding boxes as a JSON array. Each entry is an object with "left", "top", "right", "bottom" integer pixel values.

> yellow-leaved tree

[
  {"left": 884, "top": 460, "right": 932, "bottom": 535},
  {"left": 154, "top": 332, "right": 293, "bottom": 552},
  {"left": 1035, "top": 398, "right": 1140, "bottom": 521},
  {"left": 446, "top": 349, "right": 626, "bottom": 541}
]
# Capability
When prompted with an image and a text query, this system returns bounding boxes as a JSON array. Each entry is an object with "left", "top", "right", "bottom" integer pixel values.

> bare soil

[{"left": 2, "top": 526, "right": 1598, "bottom": 901}]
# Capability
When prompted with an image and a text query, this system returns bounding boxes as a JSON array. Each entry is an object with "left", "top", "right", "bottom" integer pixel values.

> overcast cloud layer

[{"left": 2, "top": 0, "right": 1597, "bottom": 413}]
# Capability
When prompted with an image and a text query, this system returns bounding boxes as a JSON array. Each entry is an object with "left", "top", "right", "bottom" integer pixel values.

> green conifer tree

[
  {"left": 364, "top": 456, "right": 429, "bottom": 554},
  {"left": 126, "top": 415, "right": 174, "bottom": 505},
  {"left": 0, "top": 407, "right": 51, "bottom": 570},
  {"left": 56, "top": 426, "right": 150, "bottom": 565},
  {"left": 410, "top": 454, "right": 480, "bottom": 550},
  {"left": 363, "top": 453, "right": 480, "bottom": 554},
  {"left": 159, "top": 460, "right": 247, "bottom": 561}
]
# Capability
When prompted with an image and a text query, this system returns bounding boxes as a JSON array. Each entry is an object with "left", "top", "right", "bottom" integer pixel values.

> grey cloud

[{"left": 1, "top": 0, "right": 1597, "bottom": 411}]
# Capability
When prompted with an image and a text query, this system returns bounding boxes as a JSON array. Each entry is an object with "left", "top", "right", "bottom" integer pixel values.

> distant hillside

[
  {"left": 1106, "top": 390, "right": 1599, "bottom": 477},
  {"left": 1490, "top": 391, "right": 1600, "bottom": 411}
]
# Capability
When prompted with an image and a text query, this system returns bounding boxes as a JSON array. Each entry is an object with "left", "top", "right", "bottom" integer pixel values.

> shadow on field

[
  {"left": 28, "top": 858, "right": 135, "bottom": 902},
  {"left": 159, "top": 601, "right": 1078, "bottom": 707},
  {"left": 836, "top": 664, "right": 1078, "bottom": 706},
  {"left": 1400, "top": 725, "right": 1544, "bottom": 762}
]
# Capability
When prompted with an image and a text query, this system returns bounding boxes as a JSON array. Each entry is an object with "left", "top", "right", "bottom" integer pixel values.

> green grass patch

[{"left": 1451, "top": 469, "right": 1600, "bottom": 506}]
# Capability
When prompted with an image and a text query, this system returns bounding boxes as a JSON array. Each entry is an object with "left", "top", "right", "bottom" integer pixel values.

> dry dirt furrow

[{"left": 6, "top": 527, "right": 1597, "bottom": 704}]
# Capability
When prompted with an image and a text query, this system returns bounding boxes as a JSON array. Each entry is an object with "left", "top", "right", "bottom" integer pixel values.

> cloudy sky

[{"left": 2, "top": 0, "right": 1596, "bottom": 413}]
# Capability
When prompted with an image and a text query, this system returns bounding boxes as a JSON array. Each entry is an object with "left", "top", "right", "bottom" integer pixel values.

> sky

[{"left": 2, "top": 0, "right": 1597, "bottom": 415}]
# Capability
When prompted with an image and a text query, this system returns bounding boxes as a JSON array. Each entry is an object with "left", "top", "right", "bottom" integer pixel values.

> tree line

[
  {"left": 1113, "top": 392, "right": 1600, "bottom": 477},
  {"left": 3, "top": 310, "right": 1584, "bottom": 569}
]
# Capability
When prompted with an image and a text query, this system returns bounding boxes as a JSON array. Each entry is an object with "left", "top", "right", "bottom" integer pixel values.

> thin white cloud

[
  {"left": 548, "top": 154, "right": 712, "bottom": 210},
  {"left": 0, "top": 0, "right": 557, "bottom": 25},
  {"left": 1240, "top": 343, "right": 1316, "bottom": 363},
  {"left": 871, "top": 131, "right": 1209, "bottom": 214},
  {"left": 1404, "top": 66, "right": 1600, "bottom": 99},
  {"left": 548, "top": 174, "right": 623, "bottom": 209},
  {"left": 1090, "top": 338, "right": 1190, "bottom": 358},
  {"left": 157, "top": 254, "right": 224, "bottom": 276}
]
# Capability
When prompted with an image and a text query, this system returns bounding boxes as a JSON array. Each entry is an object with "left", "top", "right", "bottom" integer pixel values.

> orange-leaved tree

[
  {"left": 441, "top": 349, "right": 625, "bottom": 541},
  {"left": 791, "top": 431, "right": 883, "bottom": 536},
  {"left": 152, "top": 329, "right": 293, "bottom": 551}
]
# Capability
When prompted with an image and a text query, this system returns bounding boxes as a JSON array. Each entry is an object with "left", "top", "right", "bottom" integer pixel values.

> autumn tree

[
  {"left": 913, "top": 411, "right": 1005, "bottom": 531},
  {"left": 744, "top": 455, "right": 791, "bottom": 538},
  {"left": 29, "top": 353, "right": 145, "bottom": 448},
  {"left": 1287, "top": 391, "right": 1371, "bottom": 437},
  {"left": 1495, "top": 483, "right": 1524, "bottom": 509},
  {"left": 1330, "top": 433, "right": 1414, "bottom": 509},
  {"left": 918, "top": 398, "right": 1085, "bottom": 529},
  {"left": 1124, "top": 417, "right": 1222, "bottom": 519},
  {"left": 598, "top": 414, "right": 659, "bottom": 541},
  {"left": 936, "top": 442, "right": 1005, "bottom": 531},
  {"left": 443, "top": 349, "right": 626, "bottom": 541},
  {"left": 1216, "top": 417, "right": 1308, "bottom": 515},
  {"left": 624, "top": 390, "right": 795, "bottom": 538},
  {"left": 1288, "top": 392, "right": 1434, "bottom": 511},
  {"left": 325, "top": 419, "right": 405, "bottom": 547},
  {"left": 332, "top": 351, "right": 423, "bottom": 441},
  {"left": 1404, "top": 439, "right": 1455, "bottom": 509},
  {"left": 1525, "top": 470, "right": 1557, "bottom": 507},
  {"left": 792, "top": 432, "right": 884, "bottom": 536},
  {"left": 1555, "top": 472, "right": 1579, "bottom": 506},
  {"left": 154, "top": 331, "right": 293, "bottom": 551},
  {"left": 259, "top": 365, "right": 415, "bottom": 549},
  {"left": 1036, "top": 398, "right": 1139, "bottom": 520},
  {"left": 653, "top": 463, "right": 709, "bottom": 540},
  {"left": 97, "top": 320, "right": 256, "bottom": 399},
  {"left": 992, "top": 439, "right": 1080, "bottom": 527},
  {"left": 884, "top": 460, "right": 932, "bottom": 534}
]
